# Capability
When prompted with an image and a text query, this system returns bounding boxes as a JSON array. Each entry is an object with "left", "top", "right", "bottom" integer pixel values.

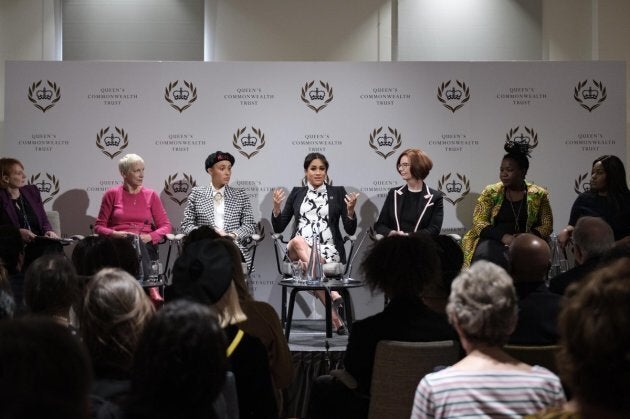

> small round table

[{"left": 279, "top": 277, "right": 364, "bottom": 339}]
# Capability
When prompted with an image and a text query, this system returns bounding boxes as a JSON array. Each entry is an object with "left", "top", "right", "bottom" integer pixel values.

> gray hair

[
  {"left": 573, "top": 216, "right": 614, "bottom": 258},
  {"left": 446, "top": 260, "right": 517, "bottom": 346},
  {"left": 118, "top": 153, "right": 144, "bottom": 175}
]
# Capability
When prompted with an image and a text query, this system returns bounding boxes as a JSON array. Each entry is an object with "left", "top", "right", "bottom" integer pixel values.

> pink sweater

[{"left": 94, "top": 185, "right": 172, "bottom": 244}]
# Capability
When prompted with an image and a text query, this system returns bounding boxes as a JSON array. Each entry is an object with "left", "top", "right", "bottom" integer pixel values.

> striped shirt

[{"left": 411, "top": 366, "right": 565, "bottom": 418}]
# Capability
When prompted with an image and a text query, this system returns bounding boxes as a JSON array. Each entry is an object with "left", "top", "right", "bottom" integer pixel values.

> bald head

[{"left": 508, "top": 233, "right": 551, "bottom": 282}]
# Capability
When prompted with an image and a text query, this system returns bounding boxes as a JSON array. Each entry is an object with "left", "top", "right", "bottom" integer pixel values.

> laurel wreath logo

[
  {"left": 96, "top": 126, "right": 129, "bottom": 159},
  {"left": 232, "top": 127, "right": 266, "bottom": 159},
  {"left": 300, "top": 80, "right": 334, "bottom": 113},
  {"left": 164, "top": 80, "right": 198, "bottom": 113},
  {"left": 437, "top": 173, "right": 470, "bottom": 205},
  {"left": 574, "top": 172, "right": 590, "bottom": 194},
  {"left": 29, "top": 173, "right": 60, "bottom": 205},
  {"left": 574, "top": 79, "right": 607, "bottom": 112},
  {"left": 27, "top": 80, "right": 61, "bottom": 113},
  {"left": 163, "top": 173, "right": 197, "bottom": 206},
  {"left": 505, "top": 126, "right": 539, "bottom": 150},
  {"left": 368, "top": 127, "right": 402, "bottom": 159},
  {"left": 437, "top": 80, "right": 470, "bottom": 113}
]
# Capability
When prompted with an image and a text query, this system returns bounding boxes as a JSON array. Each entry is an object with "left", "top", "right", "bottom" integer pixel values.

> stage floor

[{"left": 287, "top": 319, "right": 349, "bottom": 352}]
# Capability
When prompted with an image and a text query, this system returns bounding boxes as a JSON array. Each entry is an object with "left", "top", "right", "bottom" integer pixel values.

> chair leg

[
  {"left": 340, "top": 289, "right": 353, "bottom": 333},
  {"left": 324, "top": 290, "right": 333, "bottom": 338},
  {"left": 285, "top": 288, "right": 299, "bottom": 340}
]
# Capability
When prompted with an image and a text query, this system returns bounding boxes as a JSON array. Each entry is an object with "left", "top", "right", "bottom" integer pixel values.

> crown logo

[
  {"left": 28, "top": 173, "right": 60, "bottom": 205},
  {"left": 301, "top": 80, "right": 334, "bottom": 113},
  {"left": 36, "top": 87, "right": 53, "bottom": 100},
  {"left": 28, "top": 80, "right": 61, "bottom": 113},
  {"left": 445, "top": 87, "right": 462, "bottom": 100},
  {"left": 445, "top": 179, "right": 463, "bottom": 193},
  {"left": 376, "top": 133, "right": 394, "bottom": 147},
  {"left": 437, "top": 80, "right": 470, "bottom": 113},
  {"left": 233, "top": 127, "right": 266, "bottom": 159},
  {"left": 505, "top": 126, "right": 539, "bottom": 150},
  {"left": 171, "top": 179, "right": 189, "bottom": 193},
  {"left": 240, "top": 134, "right": 258, "bottom": 147},
  {"left": 581, "top": 87, "right": 598, "bottom": 100},
  {"left": 438, "top": 173, "right": 470, "bottom": 205},
  {"left": 574, "top": 79, "right": 607, "bottom": 112},
  {"left": 96, "top": 126, "right": 129, "bottom": 159},
  {"left": 165, "top": 80, "right": 198, "bottom": 113},
  {"left": 172, "top": 87, "right": 190, "bottom": 100},
  {"left": 309, "top": 87, "right": 326, "bottom": 100},
  {"left": 369, "top": 127, "right": 402, "bottom": 159},
  {"left": 164, "top": 173, "right": 197, "bottom": 206},
  {"left": 104, "top": 133, "right": 121, "bottom": 147},
  {"left": 36, "top": 179, "right": 52, "bottom": 193}
]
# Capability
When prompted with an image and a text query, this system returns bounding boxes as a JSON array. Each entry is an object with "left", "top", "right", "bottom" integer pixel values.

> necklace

[{"left": 506, "top": 189, "right": 524, "bottom": 232}]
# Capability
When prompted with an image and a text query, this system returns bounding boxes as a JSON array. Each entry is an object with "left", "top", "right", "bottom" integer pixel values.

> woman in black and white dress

[{"left": 272, "top": 153, "right": 358, "bottom": 334}]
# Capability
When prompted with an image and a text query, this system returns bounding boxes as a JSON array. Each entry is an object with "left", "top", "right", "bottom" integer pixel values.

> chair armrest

[{"left": 330, "top": 369, "right": 358, "bottom": 390}]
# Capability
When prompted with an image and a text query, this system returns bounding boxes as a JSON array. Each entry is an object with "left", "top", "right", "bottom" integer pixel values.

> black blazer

[
  {"left": 271, "top": 185, "right": 357, "bottom": 264},
  {"left": 374, "top": 183, "right": 443, "bottom": 237},
  {"left": 0, "top": 184, "right": 52, "bottom": 235}
]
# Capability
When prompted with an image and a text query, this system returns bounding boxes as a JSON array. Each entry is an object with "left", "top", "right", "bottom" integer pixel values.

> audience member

[
  {"left": 23, "top": 254, "right": 80, "bottom": 334},
  {"left": 0, "top": 317, "right": 92, "bottom": 419},
  {"left": 125, "top": 300, "right": 230, "bottom": 419},
  {"left": 422, "top": 234, "right": 464, "bottom": 314},
  {"left": 169, "top": 238, "right": 279, "bottom": 419},
  {"left": 310, "top": 235, "right": 457, "bottom": 419},
  {"left": 81, "top": 268, "right": 154, "bottom": 414},
  {"left": 549, "top": 216, "right": 614, "bottom": 295},
  {"left": 0, "top": 225, "right": 25, "bottom": 313},
  {"left": 508, "top": 233, "right": 564, "bottom": 344},
  {"left": 529, "top": 256, "right": 630, "bottom": 418},
  {"left": 412, "top": 261, "right": 565, "bottom": 418},
  {"left": 0, "top": 263, "right": 15, "bottom": 319}
]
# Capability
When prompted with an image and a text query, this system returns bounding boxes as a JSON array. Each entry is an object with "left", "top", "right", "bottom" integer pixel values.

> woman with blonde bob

[{"left": 412, "top": 261, "right": 565, "bottom": 418}]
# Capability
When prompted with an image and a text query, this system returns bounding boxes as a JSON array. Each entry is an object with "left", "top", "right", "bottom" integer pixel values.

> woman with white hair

[
  {"left": 94, "top": 153, "right": 171, "bottom": 302},
  {"left": 411, "top": 260, "right": 565, "bottom": 418}
]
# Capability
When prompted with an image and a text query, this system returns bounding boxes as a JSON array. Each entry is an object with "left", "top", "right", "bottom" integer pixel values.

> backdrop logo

[
  {"left": 28, "top": 172, "right": 60, "bottom": 204},
  {"left": 164, "top": 80, "right": 198, "bottom": 113},
  {"left": 369, "top": 127, "right": 402, "bottom": 159},
  {"left": 163, "top": 173, "right": 197, "bottom": 206},
  {"left": 232, "top": 127, "right": 266, "bottom": 159},
  {"left": 505, "top": 126, "right": 539, "bottom": 150},
  {"left": 437, "top": 80, "right": 470, "bottom": 113},
  {"left": 437, "top": 173, "right": 470, "bottom": 205},
  {"left": 28, "top": 80, "right": 61, "bottom": 113},
  {"left": 96, "top": 126, "right": 129, "bottom": 159},
  {"left": 301, "top": 80, "right": 333, "bottom": 113},
  {"left": 574, "top": 172, "right": 590, "bottom": 194},
  {"left": 574, "top": 79, "right": 607, "bottom": 112}
]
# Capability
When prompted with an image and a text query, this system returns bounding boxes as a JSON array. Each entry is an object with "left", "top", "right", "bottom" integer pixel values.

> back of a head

[
  {"left": 508, "top": 233, "right": 551, "bottom": 282},
  {"left": 127, "top": 300, "right": 228, "bottom": 419},
  {"left": 0, "top": 317, "right": 92, "bottom": 419},
  {"left": 72, "top": 235, "right": 118, "bottom": 276},
  {"left": 447, "top": 260, "right": 518, "bottom": 346},
  {"left": 81, "top": 268, "right": 154, "bottom": 378},
  {"left": 558, "top": 257, "right": 630, "bottom": 415},
  {"left": 0, "top": 225, "right": 24, "bottom": 274},
  {"left": 573, "top": 216, "right": 615, "bottom": 259},
  {"left": 360, "top": 234, "right": 440, "bottom": 298},
  {"left": 433, "top": 234, "right": 464, "bottom": 292},
  {"left": 24, "top": 254, "right": 79, "bottom": 316}
]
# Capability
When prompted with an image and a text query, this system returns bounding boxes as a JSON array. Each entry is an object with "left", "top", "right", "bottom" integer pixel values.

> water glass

[{"left": 290, "top": 261, "right": 304, "bottom": 283}]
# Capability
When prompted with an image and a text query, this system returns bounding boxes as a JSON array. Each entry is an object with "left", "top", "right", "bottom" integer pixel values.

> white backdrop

[{"left": 3, "top": 61, "right": 626, "bottom": 320}]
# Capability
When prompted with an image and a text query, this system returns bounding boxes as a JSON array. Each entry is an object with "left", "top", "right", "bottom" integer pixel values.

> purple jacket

[{"left": 0, "top": 184, "right": 53, "bottom": 235}]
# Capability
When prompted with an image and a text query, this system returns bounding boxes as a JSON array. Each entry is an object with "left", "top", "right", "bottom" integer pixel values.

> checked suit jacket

[{"left": 180, "top": 185, "right": 256, "bottom": 265}]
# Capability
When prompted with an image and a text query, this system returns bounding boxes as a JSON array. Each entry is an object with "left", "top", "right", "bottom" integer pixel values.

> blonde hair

[
  {"left": 118, "top": 153, "right": 144, "bottom": 175},
  {"left": 213, "top": 282, "right": 247, "bottom": 328}
]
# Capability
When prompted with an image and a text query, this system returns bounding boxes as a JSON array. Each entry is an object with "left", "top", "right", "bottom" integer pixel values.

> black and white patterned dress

[{"left": 296, "top": 184, "right": 340, "bottom": 263}]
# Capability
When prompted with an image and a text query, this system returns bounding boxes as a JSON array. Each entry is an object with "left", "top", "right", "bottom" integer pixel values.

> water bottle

[
  {"left": 132, "top": 234, "right": 145, "bottom": 282},
  {"left": 548, "top": 233, "right": 567, "bottom": 281},
  {"left": 306, "top": 234, "right": 323, "bottom": 283}
]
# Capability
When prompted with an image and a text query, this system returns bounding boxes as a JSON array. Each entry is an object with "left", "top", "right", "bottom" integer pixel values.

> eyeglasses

[{"left": 397, "top": 163, "right": 411, "bottom": 169}]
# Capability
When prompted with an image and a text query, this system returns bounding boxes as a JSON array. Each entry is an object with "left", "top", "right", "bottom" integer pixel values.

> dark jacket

[
  {"left": 374, "top": 184, "right": 443, "bottom": 237},
  {"left": 509, "top": 281, "right": 564, "bottom": 345},
  {"left": 0, "top": 184, "right": 52, "bottom": 235}
]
